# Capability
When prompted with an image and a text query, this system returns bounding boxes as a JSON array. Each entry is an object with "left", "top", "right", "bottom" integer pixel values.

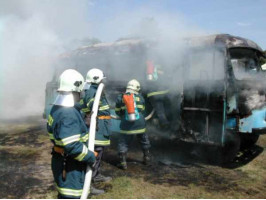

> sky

[
  {"left": 0, "top": 0, "right": 265, "bottom": 47},
  {"left": 87, "top": 0, "right": 266, "bottom": 49},
  {"left": 0, "top": 0, "right": 265, "bottom": 119}
]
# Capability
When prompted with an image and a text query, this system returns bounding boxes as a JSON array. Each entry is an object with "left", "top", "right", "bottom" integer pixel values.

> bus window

[
  {"left": 186, "top": 48, "right": 225, "bottom": 80},
  {"left": 231, "top": 58, "right": 261, "bottom": 80}
]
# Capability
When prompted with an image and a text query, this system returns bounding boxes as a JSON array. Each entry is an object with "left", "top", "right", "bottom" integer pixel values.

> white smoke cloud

[
  {"left": 0, "top": 0, "right": 206, "bottom": 120},
  {"left": 0, "top": 0, "right": 92, "bottom": 119}
]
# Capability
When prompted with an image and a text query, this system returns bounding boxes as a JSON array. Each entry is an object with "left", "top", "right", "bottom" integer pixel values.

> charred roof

[
  {"left": 60, "top": 38, "right": 151, "bottom": 58},
  {"left": 61, "top": 34, "right": 264, "bottom": 58},
  {"left": 187, "top": 34, "right": 264, "bottom": 54}
]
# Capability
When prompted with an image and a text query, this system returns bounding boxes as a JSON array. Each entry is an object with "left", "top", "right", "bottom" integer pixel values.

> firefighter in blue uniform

[
  {"left": 47, "top": 69, "right": 103, "bottom": 198},
  {"left": 115, "top": 79, "right": 151, "bottom": 170},
  {"left": 76, "top": 68, "right": 112, "bottom": 184},
  {"left": 146, "top": 60, "right": 170, "bottom": 128}
]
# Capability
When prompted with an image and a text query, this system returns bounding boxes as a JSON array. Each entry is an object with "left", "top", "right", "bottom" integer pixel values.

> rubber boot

[
  {"left": 90, "top": 185, "right": 105, "bottom": 196},
  {"left": 143, "top": 149, "right": 151, "bottom": 165},
  {"left": 93, "top": 174, "right": 112, "bottom": 183},
  {"left": 118, "top": 152, "right": 127, "bottom": 170}
]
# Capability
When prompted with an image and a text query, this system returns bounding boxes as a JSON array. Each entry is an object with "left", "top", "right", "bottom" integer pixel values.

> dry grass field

[{"left": 0, "top": 117, "right": 265, "bottom": 199}]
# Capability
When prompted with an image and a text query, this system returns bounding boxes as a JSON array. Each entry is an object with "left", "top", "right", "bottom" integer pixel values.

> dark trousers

[
  {"left": 92, "top": 146, "right": 105, "bottom": 179},
  {"left": 118, "top": 133, "right": 151, "bottom": 154},
  {"left": 149, "top": 97, "right": 169, "bottom": 126},
  {"left": 51, "top": 153, "right": 86, "bottom": 199}
]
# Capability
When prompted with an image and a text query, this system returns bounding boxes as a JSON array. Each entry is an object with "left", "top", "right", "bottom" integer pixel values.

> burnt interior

[
  {"left": 181, "top": 47, "right": 226, "bottom": 145},
  {"left": 182, "top": 80, "right": 225, "bottom": 144},
  {"left": 229, "top": 48, "right": 266, "bottom": 116}
]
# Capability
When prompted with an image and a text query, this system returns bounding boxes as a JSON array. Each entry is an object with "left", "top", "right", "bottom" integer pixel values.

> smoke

[
  {"left": 237, "top": 80, "right": 266, "bottom": 115},
  {"left": 0, "top": 0, "right": 207, "bottom": 120},
  {"left": 0, "top": 0, "right": 92, "bottom": 119}
]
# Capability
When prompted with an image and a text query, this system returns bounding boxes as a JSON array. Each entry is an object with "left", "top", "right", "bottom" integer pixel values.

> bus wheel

[
  {"left": 240, "top": 134, "right": 259, "bottom": 150},
  {"left": 220, "top": 132, "right": 240, "bottom": 164}
]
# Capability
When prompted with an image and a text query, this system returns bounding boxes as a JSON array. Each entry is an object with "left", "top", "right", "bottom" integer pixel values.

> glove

[
  {"left": 89, "top": 160, "right": 96, "bottom": 171},
  {"left": 85, "top": 113, "right": 92, "bottom": 126},
  {"left": 88, "top": 151, "right": 98, "bottom": 170}
]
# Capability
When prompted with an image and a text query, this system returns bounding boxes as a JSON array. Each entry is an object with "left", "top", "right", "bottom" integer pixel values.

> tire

[{"left": 240, "top": 134, "right": 259, "bottom": 149}]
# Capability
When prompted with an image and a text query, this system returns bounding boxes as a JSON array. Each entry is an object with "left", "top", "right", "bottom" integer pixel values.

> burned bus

[
  {"left": 43, "top": 39, "right": 150, "bottom": 119},
  {"left": 44, "top": 34, "right": 266, "bottom": 162},
  {"left": 180, "top": 34, "right": 266, "bottom": 162}
]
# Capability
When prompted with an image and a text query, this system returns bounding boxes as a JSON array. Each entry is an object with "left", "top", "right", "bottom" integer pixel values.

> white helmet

[
  {"left": 57, "top": 69, "right": 84, "bottom": 92},
  {"left": 126, "top": 79, "right": 141, "bottom": 92},
  {"left": 86, "top": 68, "right": 105, "bottom": 84}
]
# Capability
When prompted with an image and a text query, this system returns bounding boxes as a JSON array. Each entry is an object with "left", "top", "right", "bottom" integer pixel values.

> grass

[
  {"left": 93, "top": 176, "right": 233, "bottom": 199},
  {"left": 93, "top": 144, "right": 266, "bottom": 198},
  {"left": 0, "top": 145, "right": 39, "bottom": 159},
  {"left": 33, "top": 188, "right": 57, "bottom": 199},
  {"left": 37, "top": 134, "right": 49, "bottom": 143},
  {"left": 93, "top": 176, "right": 135, "bottom": 199},
  {"left": 16, "top": 146, "right": 40, "bottom": 158},
  {"left": 0, "top": 124, "right": 32, "bottom": 133},
  {"left": 93, "top": 135, "right": 266, "bottom": 199},
  {"left": 1, "top": 121, "right": 266, "bottom": 199}
]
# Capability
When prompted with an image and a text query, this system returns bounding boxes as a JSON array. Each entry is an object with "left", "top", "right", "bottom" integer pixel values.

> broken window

[
  {"left": 186, "top": 48, "right": 225, "bottom": 81},
  {"left": 230, "top": 49, "right": 262, "bottom": 80}
]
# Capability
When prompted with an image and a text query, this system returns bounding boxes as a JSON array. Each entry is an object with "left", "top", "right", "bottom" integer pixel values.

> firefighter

[
  {"left": 76, "top": 68, "right": 112, "bottom": 183},
  {"left": 115, "top": 79, "right": 151, "bottom": 170},
  {"left": 146, "top": 60, "right": 170, "bottom": 128},
  {"left": 47, "top": 69, "right": 104, "bottom": 198}
]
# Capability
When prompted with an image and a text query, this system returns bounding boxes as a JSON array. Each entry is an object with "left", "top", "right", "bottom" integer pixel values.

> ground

[{"left": 0, "top": 117, "right": 266, "bottom": 199}]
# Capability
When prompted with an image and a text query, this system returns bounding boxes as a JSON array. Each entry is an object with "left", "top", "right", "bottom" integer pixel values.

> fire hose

[
  {"left": 81, "top": 87, "right": 154, "bottom": 198},
  {"left": 81, "top": 83, "right": 104, "bottom": 199}
]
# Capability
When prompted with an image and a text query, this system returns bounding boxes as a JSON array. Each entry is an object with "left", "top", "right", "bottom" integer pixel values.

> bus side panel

[
  {"left": 239, "top": 107, "right": 266, "bottom": 134},
  {"left": 44, "top": 81, "right": 57, "bottom": 119},
  {"left": 181, "top": 80, "right": 224, "bottom": 144}
]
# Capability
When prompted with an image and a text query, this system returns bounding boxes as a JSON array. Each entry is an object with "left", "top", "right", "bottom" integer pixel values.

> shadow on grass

[
  {"left": 102, "top": 143, "right": 245, "bottom": 192},
  {"left": 0, "top": 119, "right": 53, "bottom": 199},
  {"left": 106, "top": 133, "right": 264, "bottom": 169},
  {"left": 222, "top": 145, "right": 264, "bottom": 169},
  {"left": 0, "top": 124, "right": 45, "bottom": 147},
  {"left": 0, "top": 148, "right": 45, "bottom": 198},
  {"left": 102, "top": 132, "right": 263, "bottom": 191},
  {"left": 0, "top": 172, "right": 42, "bottom": 198}
]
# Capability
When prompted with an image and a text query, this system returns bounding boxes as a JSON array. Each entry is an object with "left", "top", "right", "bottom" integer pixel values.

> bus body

[
  {"left": 44, "top": 34, "right": 266, "bottom": 162},
  {"left": 180, "top": 34, "right": 266, "bottom": 161}
]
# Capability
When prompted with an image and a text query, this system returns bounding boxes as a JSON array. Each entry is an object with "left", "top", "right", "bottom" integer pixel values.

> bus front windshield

[{"left": 230, "top": 49, "right": 263, "bottom": 80}]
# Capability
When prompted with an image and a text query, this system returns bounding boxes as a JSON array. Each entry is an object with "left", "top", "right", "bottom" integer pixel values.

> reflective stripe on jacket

[
  {"left": 47, "top": 105, "right": 95, "bottom": 163},
  {"left": 75, "top": 84, "right": 111, "bottom": 146},
  {"left": 115, "top": 93, "right": 146, "bottom": 134}
]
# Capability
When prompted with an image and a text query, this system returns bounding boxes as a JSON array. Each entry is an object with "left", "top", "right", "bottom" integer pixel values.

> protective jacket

[
  {"left": 146, "top": 82, "right": 169, "bottom": 100},
  {"left": 115, "top": 93, "right": 146, "bottom": 134},
  {"left": 47, "top": 105, "right": 95, "bottom": 199},
  {"left": 146, "top": 79, "right": 170, "bottom": 127},
  {"left": 76, "top": 84, "right": 111, "bottom": 146}
]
